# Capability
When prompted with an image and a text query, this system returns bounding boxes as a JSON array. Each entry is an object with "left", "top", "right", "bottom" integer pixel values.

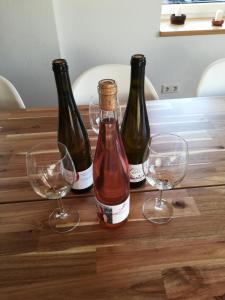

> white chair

[
  {"left": 197, "top": 58, "right": 225, "bottom": 97},
  {"left": 72, "top": 64, "right": 159, "bottom": 105},
  {"left": 0, "top": 76, "right": 25, "bottom": 110}
]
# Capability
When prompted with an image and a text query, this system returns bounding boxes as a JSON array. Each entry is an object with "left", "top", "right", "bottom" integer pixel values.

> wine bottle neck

[
  {"left": 98, "top": 93, "right": 119, "bottom": 122},
  {"left": 100, "top": 109, "right": 118, "bottom": 122},
  {"left": 53, "top": 69, "right": 76, "bottom": 109},
  {"left": 98, "top": 108, "right": 120, "bottom": 150},
  {"left": 130, "top": 65, "right": 145, "bottom": 90}
]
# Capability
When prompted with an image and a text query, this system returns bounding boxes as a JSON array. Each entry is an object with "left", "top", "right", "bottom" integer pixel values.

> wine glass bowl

[
  {"left": 89, "top": 101, "right": 101, "bottom": 134},
  {"left": 26, "top": 141, "right": 80, "bottom": 233},
  {"left": 143, "top": 133, "right": 188, "bottom": 224}
]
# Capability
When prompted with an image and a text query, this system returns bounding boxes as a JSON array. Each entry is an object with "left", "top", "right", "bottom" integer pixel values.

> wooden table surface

[{"left": 2, "top": 96, "right": 225, "bottom": 299}]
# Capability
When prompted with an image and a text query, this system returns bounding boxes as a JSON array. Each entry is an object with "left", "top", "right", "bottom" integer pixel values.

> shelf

[{"left": 160, "top": 18, "right": 225, "bottom": 37}]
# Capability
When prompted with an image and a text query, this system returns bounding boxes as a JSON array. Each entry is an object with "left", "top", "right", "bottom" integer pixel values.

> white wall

[
  {"left": 53, "top": 0, "right": 161, "bottom": 94},
  {"left": 0, "top": 0, "right": 60, "bottom": 107},
  {"left": 1, "top": 0, "right": 225, "bottom": 107},
  {"left": 53, "top": 0, "right": 225, "bottom": 100}
]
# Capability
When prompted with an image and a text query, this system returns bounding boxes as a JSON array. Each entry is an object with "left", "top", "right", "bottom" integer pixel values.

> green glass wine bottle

[
  {"left": 121, "top": 54, "right": 150, "bottom": 188},
  {"left": 52, "top": 59, "right": 93, "bottom": 193}
]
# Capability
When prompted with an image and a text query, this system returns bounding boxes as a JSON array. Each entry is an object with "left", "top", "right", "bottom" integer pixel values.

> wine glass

[
  {"left": 89, "top": 100, "right": 122, "bottom": 134},
  {"left": 142, "top": 133, "right": 188, "bottom": 224},
  {"left": 26, "top": 141, "right": 80, "bottom": 233}
]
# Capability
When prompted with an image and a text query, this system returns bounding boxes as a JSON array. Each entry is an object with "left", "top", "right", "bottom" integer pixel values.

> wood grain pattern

[{"left": 2, "top": 96, "right": 225, "bottom": 299}]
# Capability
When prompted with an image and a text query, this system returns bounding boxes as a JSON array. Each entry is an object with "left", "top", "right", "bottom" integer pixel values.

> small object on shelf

[
  {"left": 170, "top": 5, "right": 186, "bottom": 25},
  {"left": 212, "top": 19, "right": 224, "bottom": 26},
  {"left": 170, "top": 13, "right": 186, "bottom": 25},
  {"left": 212, "top": 9, "right": 224, "bottom": 26}
]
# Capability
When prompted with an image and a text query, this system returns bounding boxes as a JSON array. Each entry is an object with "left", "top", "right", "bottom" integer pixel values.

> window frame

[{"left": 161, "top": 2, "right": 225, "bottom": 19}]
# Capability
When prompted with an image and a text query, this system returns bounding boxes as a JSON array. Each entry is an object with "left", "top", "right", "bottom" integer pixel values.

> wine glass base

[
  {"left": 49, "top": 208, "right": 80, "bottom": 233},
  {"left": 143, "top": 198, "right": 173, "bottom": 225}
]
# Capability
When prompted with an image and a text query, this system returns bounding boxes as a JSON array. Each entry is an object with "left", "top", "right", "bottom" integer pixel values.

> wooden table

[{"left": 2, "top": 96, "right": 225, "bottom": 299}]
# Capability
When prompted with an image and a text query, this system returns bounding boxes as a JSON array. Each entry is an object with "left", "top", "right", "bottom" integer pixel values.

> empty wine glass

[
  {"left": 89, "top": 100, "right": 122, "bottom": 134},
  {"left": 26, "top": 141, "right": 80, "bottom": 233},
  {"left": 142, "top": 133, "right": 188, "bottom": 224}
]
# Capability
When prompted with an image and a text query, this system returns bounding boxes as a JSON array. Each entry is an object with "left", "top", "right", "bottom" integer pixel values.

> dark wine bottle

[
  {"left": 121, "top": 54, "right": 150, "bottom": 188},
  {"left": 93, "top": 79, "right": 130, "bottom": 227},
  {"left": 52, "top": 59, "right": 93, "bottom": 193}
]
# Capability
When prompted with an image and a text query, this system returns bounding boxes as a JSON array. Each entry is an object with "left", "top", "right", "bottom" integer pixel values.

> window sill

[{"left": 160, "top": 18, "right": 225, "bottom": 37}]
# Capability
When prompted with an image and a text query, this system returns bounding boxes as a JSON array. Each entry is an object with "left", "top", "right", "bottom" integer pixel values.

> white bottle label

[
  {"left": 129, "top": 161, "right": 147, "bottom": 183},
  {"left": 65, "top": 164, "right": 93, "bottom": 190},
  {"left": 95, "top": 196, "right": 130, "bottom": 225}
]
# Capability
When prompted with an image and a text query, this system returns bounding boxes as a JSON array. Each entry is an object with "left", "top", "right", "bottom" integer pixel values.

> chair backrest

[
  {"left": 72, "top": 64, "right": 159, "bottom": 105},
  {"left": 197, "top": 58, "right": 225, "bottom": 97},
  {"left": 0, "top": 76, "right": 25, "bottom": 110}
]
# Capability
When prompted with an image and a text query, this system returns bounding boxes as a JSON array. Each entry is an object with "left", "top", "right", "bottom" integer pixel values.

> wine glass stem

[
  {"left": 156, "top": 190, "right": 163, "bottom": 208},
  {"left": 57, "top": 197, "right": 65, "bottom": 214}
]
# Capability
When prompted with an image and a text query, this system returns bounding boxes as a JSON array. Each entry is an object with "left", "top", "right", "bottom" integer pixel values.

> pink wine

[{"left": 93, "top": 80, "right": 130, "bottom": 227}]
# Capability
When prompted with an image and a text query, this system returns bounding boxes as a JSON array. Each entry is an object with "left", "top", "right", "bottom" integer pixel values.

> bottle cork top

[
  {"left": 98, "top": 79, "right": 117, "bottom": 111},
  {"left": 52, "top": 59, "right": 68, "bottom": 71},
  {"left": 131, "top": 54, "right": 146, "bottom": 66}
]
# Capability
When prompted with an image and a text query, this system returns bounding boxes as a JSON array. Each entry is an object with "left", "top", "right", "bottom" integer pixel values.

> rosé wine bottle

[{"left": 93, "top": 79, "right": 130, "bottom": 227}]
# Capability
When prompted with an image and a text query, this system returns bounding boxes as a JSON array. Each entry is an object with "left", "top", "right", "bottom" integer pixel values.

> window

[
  {"left": 161, "top": 0, "right": 225, "bottom": 19},
  {"left": 163, "top": 1, "right": 225, "bottom": 3}
]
